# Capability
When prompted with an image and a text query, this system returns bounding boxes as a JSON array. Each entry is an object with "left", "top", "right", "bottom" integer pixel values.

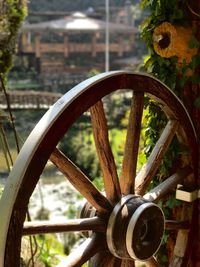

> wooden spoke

[
  {"left": 89, "top": 251, "right": 122, "bottom": 267},
  {"left": 145, "top": 257, "right": 159, "bottom": 267},
  {"left": 135, "top": 120, "right": 179, "bottom": 195},
  {"left": 23, "top": 217, "right": 106, "bottom": 235},
  {"left": 169, "top": 230, "right": 189, "bottom": 267},
  {"left": 90, "top": 100, "right": 121, "bottom": 204},
  {"left": 63, "top": 233, "right": 106, "bottom": 266},
  {"left": 120, "top": 92, "right": 144, "bottom": 195},
  {"left": 121, "top": 259, "right": 135, "bottom": 266},
  {"left": 50, "top": 148, "right": 112, "bottom": 214},
  {"left": 143, "top": 166, "right": 192, "bottom": 202},
  {"left": 165, "top": 220, "right": 190, "bottom": 230}
]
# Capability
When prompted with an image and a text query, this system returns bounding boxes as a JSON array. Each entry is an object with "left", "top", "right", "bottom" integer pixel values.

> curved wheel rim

[{"left": 0, "top": 71, "right": 198, "bottom": 266}]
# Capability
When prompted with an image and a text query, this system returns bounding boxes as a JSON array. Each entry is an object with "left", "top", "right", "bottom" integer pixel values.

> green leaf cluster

[
  {"left": 140, "top": 1, "right": 198, "bottom": 264},
  {"left": 37, "top": 234, "right": 63, "bottom": 266},
  {"left": 141, "top": 0, "right": 200, "bottom": 101},
  {"left": 0, "top": 0, "right": 27, "bottom": 75},
  {"left": 141, "top": 0, "right": 186, "bottom": 26},
  {"left": 140, "top": 0, "right": 200, "bottom": 180}
]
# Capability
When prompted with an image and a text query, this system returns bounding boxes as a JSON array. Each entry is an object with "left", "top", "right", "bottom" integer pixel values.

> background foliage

[{"left": 0, "top": 0, "right": 27, "bottom": 76}]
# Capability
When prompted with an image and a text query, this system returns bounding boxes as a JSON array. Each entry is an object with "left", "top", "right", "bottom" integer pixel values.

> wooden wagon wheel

[{"left": 0, "top": 71, "right": 198, "bottom": 266}]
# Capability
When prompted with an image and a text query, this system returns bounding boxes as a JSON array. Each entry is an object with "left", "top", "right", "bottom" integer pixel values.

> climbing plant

[
  {"left": 140, "top": 0, "right": 200, "bottom": 176},
  {"left": 140, "top": 0, "right": 200, "bottom": 265},
  {"left": 0, "top": 0, "right": 27, "bottom": 76},
  {"left": 140, "top": 0, "right": 200, "bottom": 90},
  {"left": 140, "top": 0, "right": 186, "bottom": 181},
  {"left": 0, "top": 0, "right": 27, "bottom": 171}
]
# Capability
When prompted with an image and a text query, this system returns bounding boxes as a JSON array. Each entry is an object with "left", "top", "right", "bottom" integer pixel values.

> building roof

[{"left": 22, "top": 12, "right": 136, "bottom": 33}]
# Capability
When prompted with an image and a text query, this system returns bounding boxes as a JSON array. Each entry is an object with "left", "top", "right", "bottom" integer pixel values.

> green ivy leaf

[
  {"left": 166, "top": 197, "right": 180, "bottom": 209},
  {"left": 194, "top": 97, "right": 200, "bottom": 108},
  {"left": 190, "top": 54, "right": 200, "bottom": 69},
  {"left": 189, "top": 36, "right": 200, "bottom": 49},
  {"left": 190, "top": 74, "right": 200, "bottom": 84},
  {"left": 178, "top": 75, "right": 188, "bottom": 88}
]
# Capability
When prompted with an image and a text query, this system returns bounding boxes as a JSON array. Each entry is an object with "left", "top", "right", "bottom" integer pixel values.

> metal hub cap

[{"left": 106, "top": 195, "right": 165, "bottom": 261}]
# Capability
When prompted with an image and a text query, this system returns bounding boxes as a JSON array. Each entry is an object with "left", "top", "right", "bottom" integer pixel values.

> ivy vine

[
  {"left": 0, "top": 0, "right": 27, "bottom": 76},
  {"left": 0, "top": 1, "right": 27, "bottom": 172},
  {"left": 140, "top": 0, "right": 200, "bottom": 175},
  {"left": 141, "top": 0, "right": 200, "bottom": 91},
  {"left": 140, "top": 0, "right": 187, "bottom": 169},
  {"left": 140, "top": 0, "right": 200, "bottom": 264}
]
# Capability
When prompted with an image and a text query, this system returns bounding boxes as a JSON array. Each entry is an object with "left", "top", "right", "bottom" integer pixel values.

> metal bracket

[{"left": 176, "top": 184, "right": 200, "bottom": 202}]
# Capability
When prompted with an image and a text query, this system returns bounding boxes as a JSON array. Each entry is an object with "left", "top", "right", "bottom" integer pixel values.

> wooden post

[
  {"left": 21, "top": 32, "right": 28, "bottom": 47},
  {"left": 35, "top": 33, "right": 41, "bottom": 58},
  {"left": 118, "top": 35, "right": 123, "bottom": 57},
  {"left": 182, "top": 1, "right": 200, "bottom": 266},
  {"left": 63, "top": 33, "right": 69, "bottom": 57},
  {"left": 92, "top": 33, "right": 97, "bottom": 57},
  {"left": 34, "top": 33, "right": 41, "bottom": 72},
  {"left": 129, "top": 33, "right": 134, "bottom": 47}
]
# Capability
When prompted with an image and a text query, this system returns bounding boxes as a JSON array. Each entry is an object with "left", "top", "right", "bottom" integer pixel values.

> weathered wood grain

[
  {"left": 89, "top": 251, "right": 122, "bottom": 267},
  {"left": 23, "top": 217, "right": 106, "bottom": 235},
  {"left": 120, "top": 92, "right": 144, "bottom": 195},
  {"left": 50, "top": 148, "right": 112, "bottom": 214},
  {"left": 135, "top": 120, "right": 179, "bottom": 195},
  {"left": 90, "top": 100, "right": 121, "bottom": 204},
  {"left": 145, "top": 257, "right": 160, "bottom": 267},
  {"left": 143, "top": 166, "right": 192, "bottom": 202},
  {"left": 63, "top": 233, "right": 106, "bottom": 266},
  {"left": 121, "top": 259, "right": 135, "bottom": 266},
  {"left": 165, "top": 220, "right": 190, "bottom": 230},
  {"left": 169, "top": 230, "right": 189, "bottom": 267}
]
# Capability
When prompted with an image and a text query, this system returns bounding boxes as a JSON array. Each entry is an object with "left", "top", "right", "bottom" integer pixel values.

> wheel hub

[{"left": 106, "top": 195, "right": 165, "bottom": 261}]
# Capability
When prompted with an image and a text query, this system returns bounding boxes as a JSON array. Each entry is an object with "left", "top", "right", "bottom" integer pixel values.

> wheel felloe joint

[{"left": 106, "top": 195, "right": 165, "bottom": 261}]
